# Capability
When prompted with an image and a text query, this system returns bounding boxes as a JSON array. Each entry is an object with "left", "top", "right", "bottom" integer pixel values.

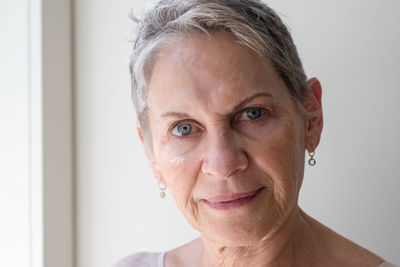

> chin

[
  {"left": 199, "top": 207, "right": 284, "bottom": 248},
  {"left": 190, "top": 189, "right": 297, "bottom": 247}
]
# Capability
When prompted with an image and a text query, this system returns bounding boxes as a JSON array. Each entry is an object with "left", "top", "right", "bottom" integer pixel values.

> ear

[
  {"left": 136, "top": 125, "right": 167, "bottom": 185},
  {"left": 304, "top": 78, "right": 323, "bottom": 152}
]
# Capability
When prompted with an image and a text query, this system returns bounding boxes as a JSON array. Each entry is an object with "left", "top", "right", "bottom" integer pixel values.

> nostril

[{"left": 233, "top": 149, "right": 249, "bottom": 172}]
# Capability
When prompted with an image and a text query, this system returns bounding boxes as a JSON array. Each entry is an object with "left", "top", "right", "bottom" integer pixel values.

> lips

[{"left": 202, "top": 188, "right": 263, "bottom": 210}]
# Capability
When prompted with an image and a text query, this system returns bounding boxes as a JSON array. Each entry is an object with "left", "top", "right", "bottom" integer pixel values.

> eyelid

[
  {"left": 169, "top": 120, "right": 202, "bottom": 137},
  {"left": 167, "top": 106, "right": 271, "bottom": 135},
  {"left": 169, "top": 120, "right": 193, "bottom": 131},
  {"left": 236, "top": 106, "right": 267, "bottom": 121}
]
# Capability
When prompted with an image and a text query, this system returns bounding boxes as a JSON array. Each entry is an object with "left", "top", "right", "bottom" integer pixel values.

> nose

[{"left": 201, "top": 128, "right": 248, "bottom": 179}]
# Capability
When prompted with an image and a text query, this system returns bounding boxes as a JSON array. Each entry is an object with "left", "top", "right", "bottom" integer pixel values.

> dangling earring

[
  {"left": 308, "top": 149, "right": 316, "bottom": 166},
  {"left": 158, "top": 180, "right": 167, "bottom": 198}
]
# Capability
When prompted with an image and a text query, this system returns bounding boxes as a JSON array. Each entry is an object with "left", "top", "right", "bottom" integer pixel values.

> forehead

[{"left": 147, "top": 31, "right": 289, "bottom": 116}]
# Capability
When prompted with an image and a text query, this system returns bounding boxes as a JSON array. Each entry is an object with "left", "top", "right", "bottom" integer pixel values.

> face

[{"left": 142, "top": 32, "right": 322, "bottom": 247}]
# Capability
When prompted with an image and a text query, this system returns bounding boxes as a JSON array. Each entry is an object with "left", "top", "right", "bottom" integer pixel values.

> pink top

[{"left": 113, "top": 252, "right": 397, "bottom": 267}]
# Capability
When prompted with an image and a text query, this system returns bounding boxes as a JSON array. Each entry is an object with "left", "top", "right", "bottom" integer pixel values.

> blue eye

[
  {"left": 172, "top": 123, "right": 192, "bottom": 136},
  {"left": 240, "top": 108, "right": 263, "bottom": 120}
]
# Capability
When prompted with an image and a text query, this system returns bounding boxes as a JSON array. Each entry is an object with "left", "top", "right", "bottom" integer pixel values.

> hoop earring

[
  {"left": 308, "top": 150, "right": 316, "bottom": 166},
  {"left": 158, "top": 180, "right": 167, "bottom": 198}
]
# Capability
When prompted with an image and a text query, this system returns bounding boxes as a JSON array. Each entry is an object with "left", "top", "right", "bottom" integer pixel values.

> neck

[{"left": 198, "top": 206, "right": 317, "bottom": 267}]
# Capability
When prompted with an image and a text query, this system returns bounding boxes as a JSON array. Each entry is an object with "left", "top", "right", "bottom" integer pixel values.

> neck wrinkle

[{"left": 198, "top": 206, "right": 313, "bottom": 267}]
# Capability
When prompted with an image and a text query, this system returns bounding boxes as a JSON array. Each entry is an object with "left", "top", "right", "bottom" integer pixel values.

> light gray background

[{"left": 74, "top": 0, "right": 400, "bottom": 266}]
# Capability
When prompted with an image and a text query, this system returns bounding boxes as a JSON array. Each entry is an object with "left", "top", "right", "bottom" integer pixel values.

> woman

[{"left": 115, "top": 0, "right": 396, "bottom": 266}]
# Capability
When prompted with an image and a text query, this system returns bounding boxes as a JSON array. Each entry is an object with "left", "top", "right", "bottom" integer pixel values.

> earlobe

[
  {"left": 147, "top": 154, "right": 167, "bottom": 186},
  {"left": 150, "top": 163, "right": 167, "bottom": 186},
  {"left": 304, "top": 77, "right": 324, "bottom": 151},
  {"left": 137, "top": 125, "right": 167, "bottom": 185},
  {"left": 149, "top": 158, "right": 168, "bottom": 193}
]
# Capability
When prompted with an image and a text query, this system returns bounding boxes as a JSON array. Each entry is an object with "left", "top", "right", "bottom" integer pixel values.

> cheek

[
  {"left": 156, "top": 146, "right": 202, "bottom": 228},
  {"left": 250, "top": 118, "right": 305, "bottom": 209},
  {"left": 158, "top": 150, "right": 192, "bottom": 198}
]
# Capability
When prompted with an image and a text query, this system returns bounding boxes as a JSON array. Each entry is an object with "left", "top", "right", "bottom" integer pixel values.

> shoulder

[{"left": 113, "top": 251, "right": 165, "bottom": 267}]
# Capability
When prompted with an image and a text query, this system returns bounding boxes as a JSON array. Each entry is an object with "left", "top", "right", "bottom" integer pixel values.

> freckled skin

[{"left": 139, "top": 32, "right": 384, "bottom": 267}]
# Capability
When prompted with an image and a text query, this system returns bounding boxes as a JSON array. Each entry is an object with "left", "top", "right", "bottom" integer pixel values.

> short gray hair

[{"left": 130, "top": 0, "right": 308, "bottom": 148}]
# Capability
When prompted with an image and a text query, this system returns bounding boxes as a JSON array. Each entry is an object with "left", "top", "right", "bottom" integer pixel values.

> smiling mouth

[{"left": 202, "top": 188, "right": 264, "bottom": 210}]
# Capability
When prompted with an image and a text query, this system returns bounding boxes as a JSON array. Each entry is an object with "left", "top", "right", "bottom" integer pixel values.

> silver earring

[
  {"left": 308, "top": 150, "right": 316, "bottom": 166},
  {"left": 158, "top": 180, "right": 167, "bottom": 198}
]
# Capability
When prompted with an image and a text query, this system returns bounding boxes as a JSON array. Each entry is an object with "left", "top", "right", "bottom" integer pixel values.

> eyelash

[
  {"left": 236, "top": 107, "right": 267, "bottom": 123},
  {"left": 169, "top": 107, "right": 270, "bottom": 137},
  {"left": 169, "top": 120, "right": 201, "bottom": 137}
]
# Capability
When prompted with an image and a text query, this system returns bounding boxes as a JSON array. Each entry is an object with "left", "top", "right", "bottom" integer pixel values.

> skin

[{"left": 137, "top": 32, "right": 384, "bottom": 267}]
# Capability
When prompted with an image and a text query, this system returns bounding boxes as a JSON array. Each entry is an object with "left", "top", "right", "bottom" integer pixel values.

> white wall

[
  {"left": 74, "top": 1, "right": 400, "bottom": 266},
  {"left": 0, "top": 1, "right": 30, "bottom": 266}
]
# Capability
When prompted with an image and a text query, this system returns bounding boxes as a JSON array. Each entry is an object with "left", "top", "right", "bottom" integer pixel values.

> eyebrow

[
  {"left": 159, "top": 92, "right": 273, "bottom": 119},
  {"left": 232, "top": 92, "right": 272, "bottom": 112}
]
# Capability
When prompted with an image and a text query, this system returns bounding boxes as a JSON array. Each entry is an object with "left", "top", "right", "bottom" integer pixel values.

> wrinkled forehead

[{"left": 147, "top": 31, "right": 290, "bottom": 116}]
